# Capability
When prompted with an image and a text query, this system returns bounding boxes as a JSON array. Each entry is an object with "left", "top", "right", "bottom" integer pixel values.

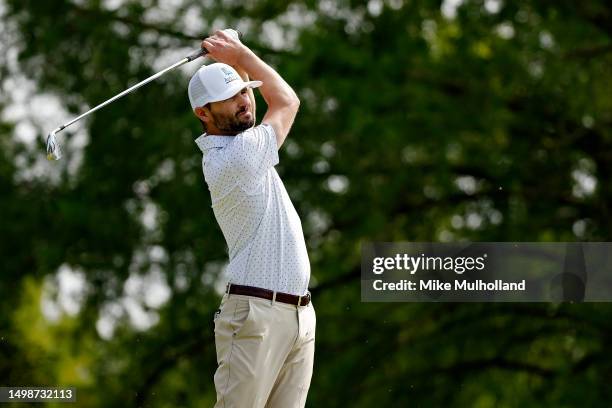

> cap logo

[{"left": 221, "top": 67, "right": 238, "bottom": 84}]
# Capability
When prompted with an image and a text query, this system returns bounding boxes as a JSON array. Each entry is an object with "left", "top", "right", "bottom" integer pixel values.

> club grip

[{"left": 186, "top": 48, "right": 208, "bottom": 62}]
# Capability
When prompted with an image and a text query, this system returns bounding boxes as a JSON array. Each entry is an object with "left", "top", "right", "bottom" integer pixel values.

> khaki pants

[{"left": 213, "top": 292, "right": 316, "bottom": 408}]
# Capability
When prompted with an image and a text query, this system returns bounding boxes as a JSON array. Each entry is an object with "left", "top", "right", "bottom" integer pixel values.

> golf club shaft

[
  {"left": 52, "top": 48, "right": 207, "bottom": 136},
  {"left": 46, "top": 28, "right": 241, "bottom": 160}
]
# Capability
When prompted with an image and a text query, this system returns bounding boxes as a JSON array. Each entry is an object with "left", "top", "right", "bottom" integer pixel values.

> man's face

[{"left": 206, "top": 88, "right": 254, "bottom": 134}]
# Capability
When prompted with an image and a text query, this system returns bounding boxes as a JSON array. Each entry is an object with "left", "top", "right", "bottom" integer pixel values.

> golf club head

[{"left": 46, "top": 130, "right": 62, "bottom": 160}]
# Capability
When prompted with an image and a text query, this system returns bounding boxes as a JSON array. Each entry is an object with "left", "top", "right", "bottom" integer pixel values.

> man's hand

[{"left": 201, "top": 30, "right": 246, "bottom": 66}]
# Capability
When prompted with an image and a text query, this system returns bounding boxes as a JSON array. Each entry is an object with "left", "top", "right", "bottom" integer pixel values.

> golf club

[{"left": 46, "top": 29, "right": 241, "bottom": 161}]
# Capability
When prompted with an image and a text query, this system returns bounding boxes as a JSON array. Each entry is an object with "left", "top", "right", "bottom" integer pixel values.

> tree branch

[{"left": 563, "top": 43, "right": 612, "bottom": 59}]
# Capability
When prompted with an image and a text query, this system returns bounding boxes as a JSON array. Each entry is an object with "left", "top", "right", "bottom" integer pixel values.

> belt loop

[
  {"left": 226, "top": 282, "right": 232, "bottom": 298},
  {"left": 298, "top": 295, "right": 302, "bottom": 307},
  {"left": 272, "top": 290, "right": 277, "bottom": 306}
]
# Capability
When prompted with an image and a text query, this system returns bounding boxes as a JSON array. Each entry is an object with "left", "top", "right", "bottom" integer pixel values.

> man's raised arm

[{"left": 202, "top": 30, "right": 300, "bottom": 148}]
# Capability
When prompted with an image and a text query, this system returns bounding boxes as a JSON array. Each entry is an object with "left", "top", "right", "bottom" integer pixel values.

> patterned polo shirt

[{"left": 196, "top": 123, "right": 310, "bottom": 296}]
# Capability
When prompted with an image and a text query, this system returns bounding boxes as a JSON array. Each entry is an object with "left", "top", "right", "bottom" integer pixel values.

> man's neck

[{"left": 206, "top": 127, "right": 238, "bottom": 137}]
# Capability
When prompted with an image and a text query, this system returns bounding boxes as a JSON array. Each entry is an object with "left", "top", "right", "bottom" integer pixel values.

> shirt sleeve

[{"left": 228, "top": 123, "right": 279, "bottom": 186}]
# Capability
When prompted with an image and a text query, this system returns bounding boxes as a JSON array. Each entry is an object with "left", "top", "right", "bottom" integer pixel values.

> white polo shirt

[{"left": 196, "top": 123, "right": 311, "bottom": 296}]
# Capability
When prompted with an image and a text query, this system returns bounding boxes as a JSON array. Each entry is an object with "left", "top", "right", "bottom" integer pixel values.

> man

[{"left": 188, "top": 30, "right": 316, "bottom": 408}]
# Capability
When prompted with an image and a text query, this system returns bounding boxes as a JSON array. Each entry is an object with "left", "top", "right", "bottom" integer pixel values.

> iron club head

[{"left": 46, "top": 129, "right": 62, "bottom": 160}]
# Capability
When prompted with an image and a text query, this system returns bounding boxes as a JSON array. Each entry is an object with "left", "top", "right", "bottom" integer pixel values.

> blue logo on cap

[{"left": 221, "top": 67, "right": 238, "bottom": 84}]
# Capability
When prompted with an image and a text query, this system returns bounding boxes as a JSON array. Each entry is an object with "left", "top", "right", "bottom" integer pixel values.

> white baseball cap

[{"left": 188, "top": 63, "right": 262, "bottom": 109}]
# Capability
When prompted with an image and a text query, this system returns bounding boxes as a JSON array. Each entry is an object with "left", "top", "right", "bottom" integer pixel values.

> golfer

[{"left": 188, "top": 30, "right": 315, "bottom": 408}]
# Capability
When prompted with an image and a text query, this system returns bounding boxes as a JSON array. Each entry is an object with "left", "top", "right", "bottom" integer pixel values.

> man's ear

[{"left": 194, "top": 106, "right": 211, "bottom": 124}]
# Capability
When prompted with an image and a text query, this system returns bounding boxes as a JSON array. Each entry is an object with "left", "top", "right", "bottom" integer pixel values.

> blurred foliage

[{"left": 1, "top": 0, "right": 612, "bottom": 406}]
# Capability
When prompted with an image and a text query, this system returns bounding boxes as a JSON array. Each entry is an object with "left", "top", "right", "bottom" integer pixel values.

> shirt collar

[{"left": 195, "top": 133, "right": 234, "bottom": 153}]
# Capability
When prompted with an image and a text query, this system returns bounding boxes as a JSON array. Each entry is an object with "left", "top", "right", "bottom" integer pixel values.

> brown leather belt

[{"left": 226, "top": 283, "right": 311, "bottom": 306}]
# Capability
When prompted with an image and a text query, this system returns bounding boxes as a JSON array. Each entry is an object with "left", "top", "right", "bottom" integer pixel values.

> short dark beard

[{"left": 211, "top": 108, "right": 254, "bottom": 134}]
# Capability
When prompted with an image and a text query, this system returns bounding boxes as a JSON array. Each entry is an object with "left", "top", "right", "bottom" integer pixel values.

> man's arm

[{"left": 202, "top": 30, "right": 300, "bottom": 148}]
